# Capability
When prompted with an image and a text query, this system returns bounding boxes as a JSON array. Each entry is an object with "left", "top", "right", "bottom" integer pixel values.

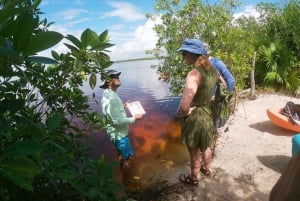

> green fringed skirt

[{"left": 181, "top": 106, "right": 214, "bottom": 151}]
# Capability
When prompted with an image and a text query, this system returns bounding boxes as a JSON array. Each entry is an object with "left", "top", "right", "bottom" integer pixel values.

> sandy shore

[{"left": 144, "top": 93, "right": 299, "bottom": 201}]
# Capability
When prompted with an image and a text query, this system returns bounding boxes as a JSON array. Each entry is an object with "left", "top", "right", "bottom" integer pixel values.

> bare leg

[
  {"left": 120, "top": 156, "right": 134, "bottom": 185},
  {"left": 202, "top": 147, "right": 212, "bottom": 169},
  {"left": 187, "top": 147, "right": 201, "bottom": 180},
  {"left": 200, "top": 147, "right": 212, "bottom": 176}
]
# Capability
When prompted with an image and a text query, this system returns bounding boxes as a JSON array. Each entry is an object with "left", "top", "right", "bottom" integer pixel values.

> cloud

[
  {"left": 233, "top": 5, "right": 259, "bottom": 19},
  {"left": 109, "top": 24, "right": 126, "bottom": 31},
  {"left": 57, "top": 9, "right": 88, "bottom": 20},
  {"left": 66, "top": 18, "right": 90, "bottom": 27},
  {"left": 38, "top": 14, "right": 161, "bottom": 61},
  {"left": 108, "top": 17, "right": 162, "bottom": 60},
  {"left": 74, "top": 0, "right": 84, "bottom": 5},
  {"left": 101, "top": 1, "right": 145, "bottom": 21},
  {"left": 38, "top": 1, "right": 162, "bottom": 62}
]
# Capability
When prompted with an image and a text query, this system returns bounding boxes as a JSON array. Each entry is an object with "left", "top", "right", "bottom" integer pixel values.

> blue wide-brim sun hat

[{"left": 177, "top": 39, "right": 207, "bottom": 55}]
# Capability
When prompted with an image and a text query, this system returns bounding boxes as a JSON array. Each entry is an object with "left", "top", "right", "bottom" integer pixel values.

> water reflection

[{"left": 82, "top": 60, "right": 188, "bottom": 189}]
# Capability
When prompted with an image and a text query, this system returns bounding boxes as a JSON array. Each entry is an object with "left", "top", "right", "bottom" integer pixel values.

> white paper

[{"left": 127, "top": 101, "right": 146, "bottom": 116}]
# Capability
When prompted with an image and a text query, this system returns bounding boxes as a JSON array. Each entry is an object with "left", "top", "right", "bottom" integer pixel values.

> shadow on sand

[
  {"left": 250, "top": 120, "right": 292, "bottom": 173},
  {"left": 129, "top": 167, "right": 270, "bottom": 201},
  {"left": 256, "top": 155, "right": 291, "bottom": 173},
  {"left": 249, "top": 120, "right": 295, "bottom": 136}
]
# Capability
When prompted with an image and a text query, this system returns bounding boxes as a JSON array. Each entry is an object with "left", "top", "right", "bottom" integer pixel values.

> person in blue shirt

[
  {"left": 203, "top": 42, "right": 235, "bottom": 92},
  {"left": 203, "top": 42, "right": 235, "bottom": 133},
  {"left": 100, "top": 69, "right": 143, "bottom": 184}
]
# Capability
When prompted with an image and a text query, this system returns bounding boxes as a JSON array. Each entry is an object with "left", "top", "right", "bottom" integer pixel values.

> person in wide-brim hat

[
  {"left": 177, "top": 38, "right": 219, "bottom": 186},
  {"left": 177, "top": 38, "right": 207, "bottom": 55}
]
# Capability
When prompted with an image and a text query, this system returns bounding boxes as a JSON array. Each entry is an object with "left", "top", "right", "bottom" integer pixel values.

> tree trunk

[{"left": 249, "top": 52, "right": 256, "bottom": 100}]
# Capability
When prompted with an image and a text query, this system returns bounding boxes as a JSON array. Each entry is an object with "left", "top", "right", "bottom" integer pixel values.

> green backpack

[{"left": 211, "top": 83, "right": 233, "bottom": 128}]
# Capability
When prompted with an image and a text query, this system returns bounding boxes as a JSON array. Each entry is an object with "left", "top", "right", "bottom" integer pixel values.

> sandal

[
  {"left": 179, "top": 174, "right": 199, "bottom": 186},
  {"left": 200, "top": 167, "right": 211, "bottom": 177}
]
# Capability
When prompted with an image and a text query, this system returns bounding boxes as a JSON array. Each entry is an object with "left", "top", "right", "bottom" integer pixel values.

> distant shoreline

[{"left": 113, "top": 57, "right": 157, "bottom": 63}]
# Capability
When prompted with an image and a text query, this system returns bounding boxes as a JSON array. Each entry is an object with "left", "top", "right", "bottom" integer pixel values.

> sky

[{"left": 39, "top": 0, "right": 279, "bottom": 61}]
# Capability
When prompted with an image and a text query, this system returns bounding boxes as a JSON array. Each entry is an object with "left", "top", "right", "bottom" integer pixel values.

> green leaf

[
  {"left": 26, "top": 56, "right": 59, "bottom": 64},
  {"left": 54, "top": 170, "right": 77, "bottom": 180},
  {"left": 0, "top": 8, "right": 31, "bottom": 24},
  {"left": 92, "top": 42, "right": 114, "bottom": 51},
  {"left": 46, "top": 113, "right": 63, "bottom": 131},
  {"left": 98, "top": 30, "right": 109, "bottom": 42},
  {"left": 95, "top": 52, "right": 111, "bottom": 63},
  {"left": 49, "top": 142, "right": 67, "bottom": 152},
  {"left": 74, "top": 58, "right": 84, "bottom": 71},
  {"left": 32, "top": 0, "right": 42, "bottom": 8},
  {"left": 89, "top": 73, "right": 97, "bottom": 89},
  {"left": 23, "top": 31, "right": 63, "bottom": 56},
  {"left": 0, "top": 18, "right": 16, "bottom": 37},
  {"left": 0, "top": 45, "right": 20, "bottom": 58},
  {"left": 81, "top": 28, "right": 98, "bottom": 48},
  {"left": 13, "top": 12, "right": 34, "bottom": 52},
  {"left": 66, "top": 34, "right": 82, "bottom": 49},
  {"left": 2, "top": 141, "right": 44, "bottom": 157},
  {"left": 99, "top": 60, "right": 113, "bottom": 68},
  {"left": 64, "top": 43, "right": 79, "bottom": 52},
  {"left": 51, "top": 50, "right": 60, "bottom": 60},
  {"left": 49, "top": 156, "right": 70, "bottom": 168},
  {"left": 1, "top": 157, "right": 40, "bottom": 191},
  {"left": 4, "top": 169, "right": 34, "bottom": 191}
]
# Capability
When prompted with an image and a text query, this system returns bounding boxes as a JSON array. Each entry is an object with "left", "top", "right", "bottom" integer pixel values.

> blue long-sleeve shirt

[
  {"left": 101, "top": 89, "right": 135, "bottom": 141},
  {"left": 210, "top": 57, "right": 235, "bottom": 92}
]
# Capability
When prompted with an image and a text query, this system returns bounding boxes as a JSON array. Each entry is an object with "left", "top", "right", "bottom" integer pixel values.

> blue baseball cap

[{"left": 177, "top": 39, "right": 207, "bottom": 55}]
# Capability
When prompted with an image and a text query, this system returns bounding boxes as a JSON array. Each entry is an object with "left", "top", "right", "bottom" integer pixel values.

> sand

[{"left": 143, "top": 93, "right": 299, "bottom": 201}]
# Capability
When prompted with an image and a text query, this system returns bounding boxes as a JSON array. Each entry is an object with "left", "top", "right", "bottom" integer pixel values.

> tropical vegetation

[
  {"left": 147, "top": 0, "right": 300, "bottom": 97},
  {"left": 1, "top": 0, "right": 300, "bottom": 200},
  {"left": 0, "top": 0, "right": 123, "bottom": 200}
]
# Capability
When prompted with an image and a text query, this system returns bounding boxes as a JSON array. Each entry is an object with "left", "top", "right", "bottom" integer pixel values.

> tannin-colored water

[{"left": 82, "top": 60, "right": 189, "bottom": 189}]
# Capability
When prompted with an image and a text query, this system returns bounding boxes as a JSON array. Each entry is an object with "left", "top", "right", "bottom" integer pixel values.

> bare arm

[
  {"left": 179, "top": 69, "right": 200, "bottom": 117},
  {"left": 218, "top": 73, "right": 227, "bottom": 89}
]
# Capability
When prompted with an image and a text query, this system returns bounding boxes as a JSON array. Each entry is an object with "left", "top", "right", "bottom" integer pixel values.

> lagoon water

[{"left": 82, "top": 60, "right": 188, "bottom": 188}]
